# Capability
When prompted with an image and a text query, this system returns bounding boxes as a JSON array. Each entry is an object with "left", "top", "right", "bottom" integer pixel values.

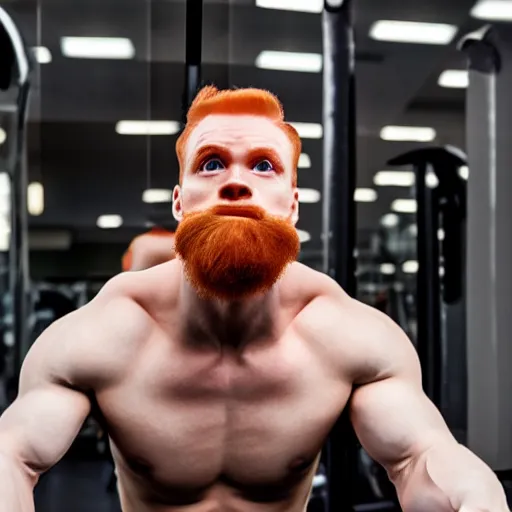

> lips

[{"left": 212, "top": 204, "right": 265, "bottom": 220}]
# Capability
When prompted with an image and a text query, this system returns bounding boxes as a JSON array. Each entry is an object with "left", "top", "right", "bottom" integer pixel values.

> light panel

[
  {"left": 471, "top": 0, "right": 512, "bottom": 20},
  {"left": 392, "top": 199, "right": 417, "bottom": 213},
  {"left": 256, "top": 0, "right": 323, "bottom": 13},
  {"left": 256, "top": 51, "right": 322, "bottom": 73},
  {"left": 355, "top": 188, "right": 378, "bottom": 203},
  {"left": 116, "top": 120, "right": 181, "bottom": 136},
  {"left": 0, "top": 128, "right": 6, "bottom": 145},
  {"left": 380, "top": 263, "right": 396, "bottom": 275},
  {"left": 403, "top": 260, "right": 419, "bottom": 274},
  {"left": 28, "top": 182, "right": 44, "bottom": 216},
  {"left": 297, "top": 229, "right": 311, "bottom": 243},
  {"left": 143, "top": 189, "right": 172, "bottom": 204},
  {"left": 369, "top": 20, "right": 458, "bottom": 45},
  {"left": 290, "top": 122, "right": 323, "bottom": 139},
  {"left": 298, "top": 153, "right": 311, "bottom": 169},
  {"left": 459, "top": 165, "right": 469, "bottom": 180},
  {"left": 61, "top": 37, "right": 135, "bottom": 59},
  {"left": 381, "top": 213, "right": 400, "bottom": 228},
  {"left": 298, "top": 188, "right": 321, "bottom": 203},
  {"left": 381, "top": 125, "right": 436, "bottom": 142},
  {"left": 374, "top": 171, "right": 414, "bottom": 187},
  {"left": 438, "top": 69, "right": 469, "bottom": 88},
  {"left": 97, "top": 214, "right": 123, "bottom": 229}
]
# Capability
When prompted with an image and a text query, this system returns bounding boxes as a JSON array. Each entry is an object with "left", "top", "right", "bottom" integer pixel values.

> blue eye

[
  {"left": 202, "top": 159, "right": 224, "bottom": 172},
  {"left": 254, "top": 160, "right": 274, "bottom": 172}
]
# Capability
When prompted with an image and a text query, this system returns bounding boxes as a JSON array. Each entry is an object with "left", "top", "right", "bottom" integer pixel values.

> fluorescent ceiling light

[
  {"left": 380, "top": 263, "right": 396, "bottom": 275},
  {"left": 298, "top": 188, "right": 321, "bottom": 203},
  {"left": 297, "top": 229, "right": 311, "bottom": 243},
  {"left": 97, "top": 214, "right": 123, "bottom": 229},
  {"left": 116, "top": 120, "right": 181, "bottom": 135},
  {"left": 471, "top": 0, "right": 512, "bottom": 20},
  {"left": 459, "top": 165, "right": 469, "bottom": 180},
  {"left": 380, "top": 125, "right": 436, "bottom": 142},
  {"left": 290, "top": 122, "right": 323, "bottom": 139},
  {"left": 381, "top": 213, "right": 400, "bottom": 228},
  {"left": 0, "top": 128, "right": 6, "bottom": 145},
  {"left": 33, "top": 46, "right": 52, "bottom": 64},
  {"left": 438, "top": 228, "right": 445, "bottom": 241},
  {"left": 438, "top": 69, "right": 469, "bottom": 88},
  {"left": 355, "top": 188, "right": 378, "bottom": 202},
  {"left": 402, "top": 260, "right": 419, "bottom": 274},
  {"left": 256, "top": 0, "right": 323, "bottom": 13},
  {"left": 298, "top": 153, "right": 311, "bottom": 169},
  {"left": 61, "top": 37, "right": 135, "bottom": 59},
  {"left": 28, "top": 182, "right": 44, "bottom": 216},
  {"left": 256, "top": 51, "right": 322, "bottom": 73},
  {"left": 374, "top": 171, "right": 414, "bottom": 187},
  {"left": 142, "top": 189, "right": 172, "bottom": 204},
  {"left": 0, "top": 173, "right": 9, "bottom": 195},
  {"left": 369, "top": 20, "right": 458, "bottom": 45},
  {"left": 392, "top": 199, "right": 417, "bottom": 213}
]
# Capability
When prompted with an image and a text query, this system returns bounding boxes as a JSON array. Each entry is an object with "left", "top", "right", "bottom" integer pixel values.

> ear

[
  {"left": 172, "top": 185, "right": 184, "bottom": 222},
  {"left": 290, "top": 188, "right": 299, "bottom": 226}
]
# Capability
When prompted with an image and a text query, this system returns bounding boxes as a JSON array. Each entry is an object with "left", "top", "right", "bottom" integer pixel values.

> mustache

[{"left": 209, "top": 204, "right": 266, "bottom": 221}]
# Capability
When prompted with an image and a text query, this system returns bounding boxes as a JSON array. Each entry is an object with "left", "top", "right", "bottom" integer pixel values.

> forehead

[{"left": 186, "top": 114, "right": 292, "bottom": 162}]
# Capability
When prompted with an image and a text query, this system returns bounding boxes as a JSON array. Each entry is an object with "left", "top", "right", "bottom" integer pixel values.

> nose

[{"left": 219, "top": 182, "right": 253, "bottom": 201}]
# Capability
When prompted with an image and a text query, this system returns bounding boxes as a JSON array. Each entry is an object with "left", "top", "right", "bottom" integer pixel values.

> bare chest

[{"left": 96, "top": 332, "right": 349, "bottom": 498}]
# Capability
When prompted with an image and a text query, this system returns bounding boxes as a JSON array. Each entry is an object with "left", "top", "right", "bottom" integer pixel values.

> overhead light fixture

[
  {"left": 61, "top": 37, "right": 135, "bottom": 59},
  {"left": 392, "top": 198, "right": 417, "bottom": 213},
  {"left": 0, "top": 173, "right": 9, "bottom": 196},
  {"left": 256, "top": 51, "right": 322, "bottom": 73},
  {"left": 290, "top": 122, "right": 323, "bottom": 139},
  {"left": 256, "top": 0, "right": 323, "bottom": 13},
  {"left": 97, "top": 214, "right": 123, "bottom": 229},
  {"left": 438, "top": 69, "right": 469, "bottom": 88},
  {"left": 298, "top": 188, "right": 321, "bottom": 203},
  {"left": 381, "top": 125, "right": 436, "bottom": 142},
  {"left": 380, "top": 263, "right": 396, "bottom": 275},
  {"left": 471, "top": 0, "right": 512, "bottom": 20},
  {"left": 116, "top": 120, "right": 181, "bottom": 135},
  {"left": 33, "top": 46, "right": 52, "bottom": 64},
  {"left": 459, "top": 165, "right": 469, "bottom": 180},
  {"left": 374, "top": 170, "right": 414, "bottom": 187},
  {"left": 28, "top": 182, "right": 44, "bottom": 216},
  {"left": 142, "top": 189, "right": 172, "bottom": 203},
  {"left": 408, "top": 224, "right": 418, "bottom": 236},
  {"left": 438, "top": 228, "right": 445, "bottom": 241},
  {"left": 402, "top": 260, "right": 419, "bottom": 274},
  {"left": 355, "top": 188, "right": 378, "bottom": 202},
  {"left": 0, "top": 128, "right": 6, "bottom": 145},
  {"left": 381, "top": 213, "right": 400, "bottom": 228},
  {"left": 298, "top": 153, "right": 311, "bottom": 169},
  {"left": 297, "top": 229, "right": 311, "bottom": 243},
  {"left": 369, "top": 20, "right": 458, "bottom": 45}
]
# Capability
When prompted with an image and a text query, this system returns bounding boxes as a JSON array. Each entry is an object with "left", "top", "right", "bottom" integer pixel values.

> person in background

[{"left": 122, "top": 227, "right": 176, "bottom": 271}]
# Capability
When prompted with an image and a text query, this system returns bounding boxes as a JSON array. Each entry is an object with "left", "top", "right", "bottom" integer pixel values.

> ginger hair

[{"left": 175, "top": 86, "right": 301, "bottom": 186}]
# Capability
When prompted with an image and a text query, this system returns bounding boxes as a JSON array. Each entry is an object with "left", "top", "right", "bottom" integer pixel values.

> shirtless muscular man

[{"left": 0, "top": 86, "right": 508, "bottom": 512}]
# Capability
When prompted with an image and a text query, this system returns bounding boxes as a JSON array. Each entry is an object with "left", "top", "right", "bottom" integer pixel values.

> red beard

[{"left": 174, "top": 204, "right": 300, "bottom": 301}]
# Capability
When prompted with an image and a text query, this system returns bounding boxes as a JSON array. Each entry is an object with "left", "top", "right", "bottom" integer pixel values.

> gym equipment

[
  {"left": 459, "top": 25, "right": 512, "bottom": 473},
  {"left": 0, "top": 6, "right": 33, "bottom": 393},
  {"left": 322, "top": 1, "right": 358, "bottom": 510},
  {"left": 387, "top": 147, "right": 467, "bottom": 439}
]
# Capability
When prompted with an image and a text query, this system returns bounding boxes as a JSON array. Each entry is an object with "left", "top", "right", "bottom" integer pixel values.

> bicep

[
  {"left": 0, "top": 382, "right": 90, "bottom": 474},
  {"left": 350, "top": 376, "right": 454, "bottom": 473}
]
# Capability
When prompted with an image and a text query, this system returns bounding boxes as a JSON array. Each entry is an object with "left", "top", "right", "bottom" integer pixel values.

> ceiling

[{"left": 0, "top": 0, "right": 485, "bottom": 270}]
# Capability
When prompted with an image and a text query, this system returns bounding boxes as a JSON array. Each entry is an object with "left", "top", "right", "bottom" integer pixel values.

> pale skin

[
  {"left": 128, "top": 232, "right": 176, "bottom": 271},
  {"left": 0, "top": 114, "right": 508, "bottom": 512}
]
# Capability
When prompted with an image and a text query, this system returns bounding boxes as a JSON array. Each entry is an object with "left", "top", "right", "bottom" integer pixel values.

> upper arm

[
  {"left": 0, "top": 277, "right": 150, "bottom": 476},
  {"left": 346, "top": 304, "right": 455, "bottom": 474}
]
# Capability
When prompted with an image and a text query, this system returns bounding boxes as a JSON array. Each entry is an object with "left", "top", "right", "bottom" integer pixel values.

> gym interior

[{"left": 0, "top": 0, "right": 511, "bottom": 511}]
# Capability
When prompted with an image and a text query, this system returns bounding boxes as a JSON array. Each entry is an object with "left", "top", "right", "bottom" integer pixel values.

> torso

[{"left": 90, "top": 261, "right": 353, "bottom": 512}]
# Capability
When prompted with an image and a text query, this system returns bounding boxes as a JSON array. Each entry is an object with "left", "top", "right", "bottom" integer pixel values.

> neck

[{"left": 178, "top": 270, "right": 280, "bottom": 350}]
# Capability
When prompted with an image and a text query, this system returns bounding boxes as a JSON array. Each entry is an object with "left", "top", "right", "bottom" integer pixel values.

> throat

[{"left": 180, "top": 281, "right": 281, "bottom": 350}]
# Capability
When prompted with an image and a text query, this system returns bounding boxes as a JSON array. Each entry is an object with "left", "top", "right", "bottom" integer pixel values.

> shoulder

[
  {"left": 22, "top": 272, "right": 156, "bottom": 391},
  {"left": 290, "top": 270, "right": 420, "bottom": 385}
]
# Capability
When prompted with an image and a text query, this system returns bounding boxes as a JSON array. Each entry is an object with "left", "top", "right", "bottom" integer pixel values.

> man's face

[{"left": 173, "top": 114, "right": 300, "bottom": 301}]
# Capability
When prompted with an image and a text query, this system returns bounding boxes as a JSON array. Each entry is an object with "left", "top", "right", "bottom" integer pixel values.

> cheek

[{"left": 181, "top": 183, "right": 210, "bottom": 210}]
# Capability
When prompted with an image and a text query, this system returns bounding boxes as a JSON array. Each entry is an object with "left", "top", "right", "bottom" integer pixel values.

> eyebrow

[{"left": 189, "top": 144, "right": 286, "bottom": 174}]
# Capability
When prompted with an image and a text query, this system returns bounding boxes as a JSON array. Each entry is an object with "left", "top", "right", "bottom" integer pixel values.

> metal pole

[
  {"left": 322, "top": 1, "right": 357, "bottom": 510},
  {"left": 183, "top": 0, "right": 203, "bottom": 120}
]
